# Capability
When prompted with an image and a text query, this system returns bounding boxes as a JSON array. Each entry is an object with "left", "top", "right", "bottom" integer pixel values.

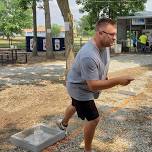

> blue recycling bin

[{"left": 26, "top": 36, "right": 65, "bottom": 52}]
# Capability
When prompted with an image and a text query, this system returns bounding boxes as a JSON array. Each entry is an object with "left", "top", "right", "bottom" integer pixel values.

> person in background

[
  {"left": 139, "top": 32, "right": 148, "bottom": 53},
  {"left": 132, "top": 34, "right": 137, "bottom": 52},
  {"left": 57, "top": 18, "right": 134, "bottom": 152}
]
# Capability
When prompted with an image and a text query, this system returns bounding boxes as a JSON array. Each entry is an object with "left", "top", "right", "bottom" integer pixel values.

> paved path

[
  {"left": 0, "top": 54, "right": 152, "bottom": 86},
  {"left": 109, "top": 54, "right": 152, "bottom": 72}
]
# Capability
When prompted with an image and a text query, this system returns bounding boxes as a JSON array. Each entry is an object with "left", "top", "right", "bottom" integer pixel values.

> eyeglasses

[{"left": 99, "top": 31, "right": 116, "bottom": 37}]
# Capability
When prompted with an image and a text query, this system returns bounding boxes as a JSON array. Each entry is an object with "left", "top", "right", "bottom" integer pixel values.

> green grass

[{"left": 0, "top": 37, "right": 26, "bottom": 49}]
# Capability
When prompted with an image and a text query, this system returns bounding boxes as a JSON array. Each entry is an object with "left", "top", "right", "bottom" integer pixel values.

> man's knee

[{"left": 91, "top": 117, "right": 100, "bottom": 125}]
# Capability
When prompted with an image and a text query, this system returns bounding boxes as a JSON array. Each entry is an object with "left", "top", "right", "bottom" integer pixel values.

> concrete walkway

[
  {"left": 109, "top": 54, "right": 152, "bottom": 72},
  {"left": 0, "top": 54, "right": 152, "bottom": 86}
]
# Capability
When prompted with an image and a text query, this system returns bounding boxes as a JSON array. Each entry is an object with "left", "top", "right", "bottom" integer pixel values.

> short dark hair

[{"left": 95, "top": 18, "right": 116, "bottom": 31}]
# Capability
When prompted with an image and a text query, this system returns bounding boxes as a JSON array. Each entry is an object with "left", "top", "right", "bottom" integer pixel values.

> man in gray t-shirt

[
  {"left": 67, "top": 40, "right": 110, "bottom": 101},
  {"left": 57, "top": 18, "right": 134, "bottom": 152}
]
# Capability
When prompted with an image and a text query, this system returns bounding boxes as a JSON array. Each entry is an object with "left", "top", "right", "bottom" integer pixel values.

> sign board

[
  {"left": 43, "top": 39, "right": 46, "bottom": 50},
  {"left": 47, "top": 28, "right": 51, "bottom": 33},
  {"left": 132, "top": 18, "right": 145, "bottom": 25},
  {"left": 65, "top": 22, "right": 70, "bottom": 31},
  {"left": 54, "top": 39, "right": 60, "bottom": 50},
  {"left": 30, "top": 39, "right": 33, "bottom": 51}
]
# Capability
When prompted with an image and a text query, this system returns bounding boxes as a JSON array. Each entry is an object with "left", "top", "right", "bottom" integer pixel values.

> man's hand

[{"left": 118, "top": 76, "right": 134, "bottom": 86}]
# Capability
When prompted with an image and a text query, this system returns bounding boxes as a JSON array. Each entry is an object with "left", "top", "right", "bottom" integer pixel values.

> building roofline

[{"left": 117, "top": 15, "right": 152, "bottom": 19}]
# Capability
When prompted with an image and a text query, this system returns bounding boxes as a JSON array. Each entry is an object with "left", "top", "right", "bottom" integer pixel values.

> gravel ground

[{"left": 0, "top": 54, "right": 152, "bottom": 152}]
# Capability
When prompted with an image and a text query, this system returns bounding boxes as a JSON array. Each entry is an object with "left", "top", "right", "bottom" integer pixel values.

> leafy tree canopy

[
  {"left": 18, "top": 0, "right": 42, "bottom": 10},
  {"left": 0, "top": 0, "right": 32, "bottom": 38},
  {"left": 76, "top": 0, "right": 147, "bottom": 29},
  {"left": 18, "top": 0, "right": 33, "bottom": 10},
  {"left": 51, "top": 24, "right": 61, "bottom": 38},
  {"left": 77, "top": 15, "right": 95, "bottom": 36}
]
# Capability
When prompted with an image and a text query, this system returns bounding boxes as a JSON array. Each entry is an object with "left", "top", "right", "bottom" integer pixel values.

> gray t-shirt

[{"left": 67, "top": 40, "right": 110, "bottom": 101}]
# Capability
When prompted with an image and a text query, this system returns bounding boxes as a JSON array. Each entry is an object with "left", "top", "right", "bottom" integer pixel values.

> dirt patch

[{"left": 0, "top": 81, "right": 70, "bottom": 128}]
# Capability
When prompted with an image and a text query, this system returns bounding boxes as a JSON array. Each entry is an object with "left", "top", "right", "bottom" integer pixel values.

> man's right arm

[{"left": 86, "top": 76, "right": 134, "bottom": 91}]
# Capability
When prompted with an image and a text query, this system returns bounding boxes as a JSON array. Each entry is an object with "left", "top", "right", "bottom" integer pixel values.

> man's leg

[
  {"left": 84, "top": 117, "right": 100, "bottom": 152},
  {"left": 141, "top": 44, "right": 144, "bottom": 53},
  {"left": 62, "top": 104, "right": 76, "bottom": 126},
  {"left": 143, "top": 44, "right": 146, "bottom": 53}
]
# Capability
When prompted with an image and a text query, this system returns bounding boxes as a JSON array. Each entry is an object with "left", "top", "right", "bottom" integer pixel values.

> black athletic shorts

[{"left": 71, "top": 97, "right": 99, "bottom": 121}]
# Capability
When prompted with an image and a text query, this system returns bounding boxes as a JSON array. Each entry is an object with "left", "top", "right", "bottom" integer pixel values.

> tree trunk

[
  {"left": 56, "top": 0, "right": 75, "bottom": 77},
  {"left": 43, "top": 0, "right": 54, "bottom": 59},
  {"left": 32, "top": 0, "right": 38, "bottom": 56}
]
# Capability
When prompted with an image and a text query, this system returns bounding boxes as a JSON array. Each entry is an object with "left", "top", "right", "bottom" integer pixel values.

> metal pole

[
  {"left": 145, "top": 18, "right": 146, "bottom": 30},
  {"left": 129, "top": 19, "right": 132, "bottom": 52}
]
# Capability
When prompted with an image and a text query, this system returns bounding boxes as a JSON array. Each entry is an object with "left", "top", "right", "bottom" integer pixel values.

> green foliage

[
  {"left": 77, "top": 15, "right": 95, "bottom": 36},
  {"left": 18, "top": 0, "right": 33, "bottom": 10},
  {"left": 76, "top": 0, "right": 147, "bottom": 28},
  {"left": 0, "top": 0, "right": 32, "bottom": 38},
  {"left": 51, "top": 24, "right": 61, "bottom": 37}
]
